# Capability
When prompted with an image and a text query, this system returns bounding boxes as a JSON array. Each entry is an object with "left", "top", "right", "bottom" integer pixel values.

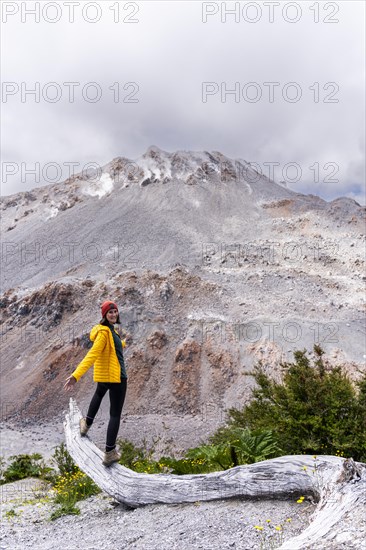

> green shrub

[
  {"left": 131, "top": 458, "right": 169, "bottom": 474},
  {"left": 115, "top": 424, "right": 282, "bottom": 475},
  {"left": 50, "top": 500, "right": 80, "bottom": 521},
  {"left": 51, "top": 443, "right": 78, "bottom": 478},
  {"left": 217, "top": 346, "right": 366, "bottom": 462},
  {"left": 117, "top": 437, "right": 172, "bottom": 474},
  {"left": 0, "top": 453, "right": 53, "bottom": 484},
  {"left": 185, "top": 443, "right": 233, "bottom": 470},
  {"left": 117, "top": 438, "right": 146, "bottom": 469},
  {"left": 50, "top": 468, "right": 101, "bottom": 520},
  {"left": 158, "top": 456, "right": 209, "bottom": 475},
  {"left": 210, "top": 428, "right": 282, "bottom": 465},
  {"left": 157, "top": 432, "right": 281, "bottom": 475},
  {"left": 117, "top": 438, "right": 232, "bottom": 475},
  {"left": 47, "top": 443, "right": 101, "bottom": 519},
  {"left": 5, "top": 508, "right": 20, "bottom": 519}
]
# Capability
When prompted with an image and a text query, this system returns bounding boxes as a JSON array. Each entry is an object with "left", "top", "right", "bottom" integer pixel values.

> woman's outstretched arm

[{"left": 64, "top": 331, "right": 107, "bottom": 389}]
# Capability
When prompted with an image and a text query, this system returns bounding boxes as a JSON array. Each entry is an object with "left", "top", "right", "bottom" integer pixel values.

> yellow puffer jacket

[{"left": 71, "top": 324, "right": 126, "bottom": 383}]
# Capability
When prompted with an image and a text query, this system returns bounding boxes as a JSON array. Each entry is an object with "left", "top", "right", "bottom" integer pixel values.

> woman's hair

[{"left": 100, "top": 315, "right": 121, "bottom": 325}]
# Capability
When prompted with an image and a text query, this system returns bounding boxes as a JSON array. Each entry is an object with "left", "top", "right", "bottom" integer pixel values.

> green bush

[
  {"left": 46, "top": 444, "right": 100, "bottom": 519},
  {"left": 117, "top": 438, "right": 146, "bottom": 469},
  {"left": 117, "top": 439, "right": 233, "bottom": 475},
  {"left": 209, "top": 428, "right": 282, "bottom": 465},
  {"left": 50, "top": 501, "right": 80, "bottom": 521},
  {"left": 155, "top": 431, "right": 281, "bottom": 475},
  {"left": 158, "top": 455, "right": 210, "bottom": 475},
  {"left": 115, "top": 424, "right": 282, "bottom": 475},
  {"left": 0, "top": 453, "right": 53, "bottom": 484},
  {"left": 217, "top": 346, "right": 366, "bottom": 462},
  {"left": 117, "top": 437, "right": 172, "bottom": 474},
  {"left": 51, "top": 443, "right": 78, "bottom": 478},
  {"left": 185, "top": 443, "right": 233, "bottom": 470},
  {"left": 50, "top": 468, "right": 101, "bottom": 520}
]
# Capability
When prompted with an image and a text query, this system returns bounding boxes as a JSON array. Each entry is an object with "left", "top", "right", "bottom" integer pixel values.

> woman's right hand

[{"left": 63, "top": 375, "right": 77, "bottom": 391}]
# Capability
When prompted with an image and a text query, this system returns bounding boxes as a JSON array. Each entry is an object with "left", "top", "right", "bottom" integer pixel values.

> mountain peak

[{"left": 143, "top": 145, "right": 168, "bottom": 157}]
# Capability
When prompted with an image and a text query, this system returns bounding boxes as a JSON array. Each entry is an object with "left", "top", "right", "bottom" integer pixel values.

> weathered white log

[{"left": 64, "top": 398, "right": 366, "bottom": 549}]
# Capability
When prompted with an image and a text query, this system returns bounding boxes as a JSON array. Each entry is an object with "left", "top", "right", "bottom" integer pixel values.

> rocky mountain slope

[{"left": 0, "top": 146, "right": 365, "bottom": 436}]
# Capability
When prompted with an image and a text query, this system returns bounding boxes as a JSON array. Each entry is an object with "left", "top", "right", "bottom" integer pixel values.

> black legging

[{"left": 85, "top": 379, "right": 127, "bottom": 451}]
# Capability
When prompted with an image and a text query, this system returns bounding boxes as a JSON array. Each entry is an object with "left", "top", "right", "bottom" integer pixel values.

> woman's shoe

[
  {"left": 79, "top": 417, "right": 90, "bottom": 436},
  {"left": 102, "top": 448, "right": 121, "bottom": 466}
]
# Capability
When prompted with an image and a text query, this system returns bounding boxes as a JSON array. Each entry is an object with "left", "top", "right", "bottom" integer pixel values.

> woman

[{"left": 64, "top": 300, "right": 128, "bottom": 466}]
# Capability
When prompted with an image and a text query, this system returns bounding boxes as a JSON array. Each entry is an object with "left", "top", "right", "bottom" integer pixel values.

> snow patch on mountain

[
  {"left": 81, "top": 173, "right": 114, "bottom": 198},
  {"left": 135, "top": 146, "right": 173, "bottom": 185},
  {"left": 45, "top": 204, "right": 59, "bottom": 220},
  {"left": 133, "top": 146, "right": 227, "bottom": 186}
]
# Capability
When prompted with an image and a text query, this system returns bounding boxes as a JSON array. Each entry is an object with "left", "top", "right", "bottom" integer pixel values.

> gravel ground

[
  {"left": 0, "top": 478, "right": 316, "bottom": 550},
  {"left": 0, "top": 412, "right": 225, "bottom": 464}
]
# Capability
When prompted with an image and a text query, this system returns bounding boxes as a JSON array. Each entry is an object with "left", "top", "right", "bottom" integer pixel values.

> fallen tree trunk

[{"left": 64, "top": 398, "right": 366, "bottom": 549}]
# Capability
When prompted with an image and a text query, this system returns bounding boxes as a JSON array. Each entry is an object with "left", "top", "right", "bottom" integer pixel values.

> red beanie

[{"left": 101, "top": 301, "right": 119, "bottom": 318}]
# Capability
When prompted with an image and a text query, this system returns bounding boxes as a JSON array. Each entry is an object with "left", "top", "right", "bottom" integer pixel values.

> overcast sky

[{"left": 1, "top": 0, "right": 365, "bottom": 203}]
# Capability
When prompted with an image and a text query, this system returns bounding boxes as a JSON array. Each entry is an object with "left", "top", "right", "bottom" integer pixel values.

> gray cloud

[{"left": 1, "top": 1, "right": 364, "bottom": 203}]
